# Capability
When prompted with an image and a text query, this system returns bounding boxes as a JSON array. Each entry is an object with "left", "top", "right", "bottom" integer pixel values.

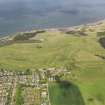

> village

[{"left": 0, "top": 68, "right": 70, "bottom": 105}]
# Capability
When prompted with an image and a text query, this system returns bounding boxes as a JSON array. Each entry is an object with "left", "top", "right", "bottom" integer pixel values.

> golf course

[{"left": 0, "top": 20, "right": 105, "bottom": 105}]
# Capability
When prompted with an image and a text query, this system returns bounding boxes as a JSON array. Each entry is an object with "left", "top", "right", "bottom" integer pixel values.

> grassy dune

[{"left": 0, "top": 20, "right": 105, "bottom": 105}]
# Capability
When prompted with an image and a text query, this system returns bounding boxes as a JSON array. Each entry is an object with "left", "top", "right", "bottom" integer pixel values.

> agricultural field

[{"left": 0, "top": 20, "right": 105, "bottom": 105}]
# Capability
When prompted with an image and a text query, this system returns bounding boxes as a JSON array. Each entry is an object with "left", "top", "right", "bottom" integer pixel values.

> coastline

[
  {"left": 0, "top": 19, "right": 105, "bottom": 39},
  {"left": 20, "top": 19, "right": 105, "bottom": 32}
]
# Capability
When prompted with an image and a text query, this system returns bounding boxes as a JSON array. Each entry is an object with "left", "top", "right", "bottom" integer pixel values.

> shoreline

[
  {"left": 1, "top": 19, "right": 105, "bottom": 38},
  {"left": 20, "top": 19, "right": 105, "bottom": 32}
]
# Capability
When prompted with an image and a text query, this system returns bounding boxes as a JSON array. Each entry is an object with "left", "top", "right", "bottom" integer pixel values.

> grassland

[
  {"left": 49, "top": 81, "right": 85, "bottom": 105},
  {"left": 0, "top": 20, "right": 105, "bottom": 105},
  {"left": 0, "top": 25, "right": 104, "bottom": 71}
]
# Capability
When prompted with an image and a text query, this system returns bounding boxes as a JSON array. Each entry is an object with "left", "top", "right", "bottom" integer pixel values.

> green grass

[
  {"left": 0, "top": 30, "right": 104, "bottom": 71},
  {"left": 49, "top": 79, "right": 105, "bottom": 105},
  {"left": 15, "top": 84, "right": 23, "bottom": 105},
  {"left": 49, "top": 82, "right": 85, "bottom": 105},
  {"left": 0, "top": 21, "right": 105, "bottom": 105}
]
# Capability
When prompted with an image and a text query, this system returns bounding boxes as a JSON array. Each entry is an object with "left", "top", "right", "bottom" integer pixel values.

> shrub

[{"left": 97, "top": 31, "right": 105, "bottom": 37}]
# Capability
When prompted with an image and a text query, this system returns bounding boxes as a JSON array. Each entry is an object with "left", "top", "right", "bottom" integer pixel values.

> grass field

[
  {"left": 0, "top": 21, "right": 105, "bottom": 105},
  {"left": 0, "top": 26, "right": 105, "bottom": 71},
  {"left": 49, "top": 81, "right": 85, "bottom": 105}
]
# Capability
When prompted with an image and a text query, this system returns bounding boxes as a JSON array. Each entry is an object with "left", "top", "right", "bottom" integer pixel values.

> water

[{"left": 0, "top": 0, "right": 105, "bottom": 35}]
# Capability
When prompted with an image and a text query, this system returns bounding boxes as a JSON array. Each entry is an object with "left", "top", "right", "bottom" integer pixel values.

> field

[
  {"left": 49, "top": 82, "right": 85, "bottom": 105},
  {"left": 49, "top": 69, "right": 105, "bottom": 105},
  {"left": 0, "top": 20, "right": 105, "bottom": 105}
]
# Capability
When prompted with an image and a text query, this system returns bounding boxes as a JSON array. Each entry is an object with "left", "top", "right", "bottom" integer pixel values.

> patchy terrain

[{"left": 0, "top": 20, "right": 105, "bottom": 105}]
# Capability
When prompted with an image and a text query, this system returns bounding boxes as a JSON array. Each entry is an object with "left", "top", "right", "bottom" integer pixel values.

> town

[{"left": 0, "top": 68, "right": 70, "bottom": 105}]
